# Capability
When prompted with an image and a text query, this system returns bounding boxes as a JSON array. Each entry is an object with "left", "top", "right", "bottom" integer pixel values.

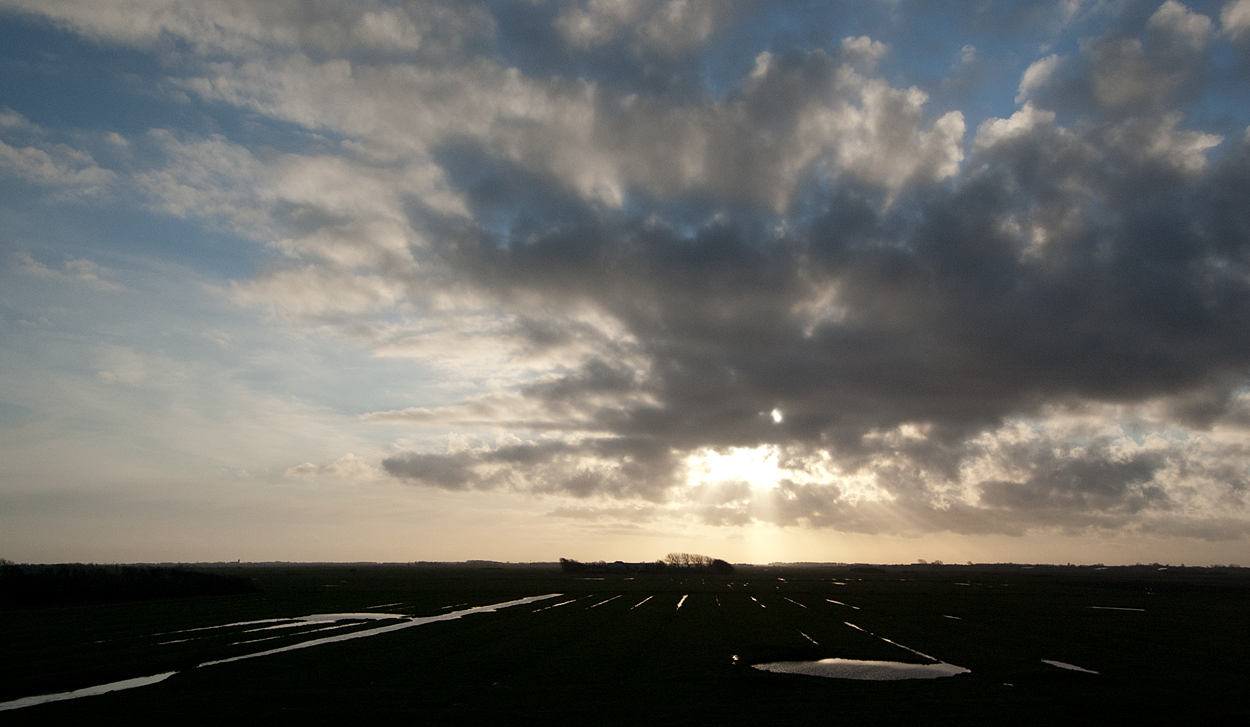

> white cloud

[
  {"left": 1079, "top": 3, "right": 1212, "bottom": 115},
  {"left": 135, "top": 130, "right": 270, "bottom": 232},
  {"left": 973, "top": 103, "right": 1060, "bottom": 151},
  {"left": 841, "top": 36, "right": 888, "bottom": 72},
  {"left": 0, "top": 0, "right": 492, "bottom": 58},
  {"left": 284, "top": 453, "right": 383, "bottom": 482},
  {"left": 0, "top": 107, "right": 33, "bottom": 129},
  {"left": 96, "top": 346, "right": 163, "bottom": 385},
  {"left": 1016, "top": 54, "right": 1063, "bottom": 104},
  {"left": 1223, "top": 0, "right": 1250, "bottom": 40},
  {"left": 365, "top": 392, "right": 596, "bottom": 432},
  {"left": 554, "top": 0, "right": 725, "bottom": 55},
  {"left": 1107, "top": 112, "right": 1223, "bottom": 173},
  {"left": 798, "top": 75, "right": 965, "bottom": 198},
  {"left": 14, "top": 253, "right": 125, "bottom": 292},
  {"left": 168, "top": 40, "right": 969, "bottom": 213},
  {"left": 232, "top": 265, "right": 409, "bottom": 318},
  {"left": 0, "top": 138, "right": 114, "bottom": 196},
  {"left": 1148, "top": 0, "right": 1213, "bottom": 51}
]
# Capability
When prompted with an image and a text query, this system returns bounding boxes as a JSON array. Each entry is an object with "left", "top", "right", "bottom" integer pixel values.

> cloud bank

[{"left": 2, "top": 0, "right": 1248, "bottom": 542}]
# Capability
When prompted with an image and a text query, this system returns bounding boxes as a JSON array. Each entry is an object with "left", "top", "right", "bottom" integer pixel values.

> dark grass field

[{"left": 3, "top": 563, "right": 1248, "bottom": 724}]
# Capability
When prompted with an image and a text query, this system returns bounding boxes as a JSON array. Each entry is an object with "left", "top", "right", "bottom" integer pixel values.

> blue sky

[{"left": 2, "top": 0, "right": 1249, "bottom": 565}]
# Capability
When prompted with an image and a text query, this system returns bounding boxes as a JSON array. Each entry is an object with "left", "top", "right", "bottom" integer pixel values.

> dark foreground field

[{"left": 3, "top": 562, "right": 1248, "bottom": 724}]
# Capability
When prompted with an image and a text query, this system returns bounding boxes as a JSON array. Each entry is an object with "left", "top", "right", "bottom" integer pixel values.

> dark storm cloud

[
  {"left": 978, "top": 448, "right": 1167, "bottom": 514},
  {"left": 383, "top": 435, "right": 679, "bottom": 499},
  {"left": 431, "top": 128, "right": 1250, "bottom": 442},
  {"left": 1025, "top": 1, "right": 1222, "bottom": 119},
  {"left": 376, "top": 2, "right": 1250, "bottom": 537}
]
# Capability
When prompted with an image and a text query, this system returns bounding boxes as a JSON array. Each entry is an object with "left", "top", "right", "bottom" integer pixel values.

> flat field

[{"left": 3, "top": 563, "right": 1248, "bottom": 724}]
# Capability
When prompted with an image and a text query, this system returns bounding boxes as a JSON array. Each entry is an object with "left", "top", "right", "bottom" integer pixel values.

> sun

[{"left": 685, "top": 445, "right": 784, "bottom": 490}]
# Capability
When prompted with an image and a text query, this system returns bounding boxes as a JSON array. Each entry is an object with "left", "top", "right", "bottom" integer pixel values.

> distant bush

[
  {"left": 559, "top": 557, "right": 598, "bottom": 574},
  {"left": 0, "top": 563, "right": 259, "bottom": 607}
]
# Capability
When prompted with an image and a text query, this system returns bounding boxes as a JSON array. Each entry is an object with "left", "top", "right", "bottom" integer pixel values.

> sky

[{"left": 2, "top": 0, "right": 1249, "bottom": 566}]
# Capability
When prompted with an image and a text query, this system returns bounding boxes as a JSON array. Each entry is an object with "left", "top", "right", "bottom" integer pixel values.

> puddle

[
  {"left": 200, "top": 595, "right": 561, "bottom": 667},
  {"left": 754, "top": 659, "right": 969, "bottom": 681},
  {"left": 0, "top": 672, "right": 176, "bottom": 712},
  {"left": 876, "top": 636, "right": 937, "bottom": 662},
  {"left": 843, "top": 622, "right": 940, "bottom": 662},
  {"left": 156, "top": 617, "right": 293, "bottom": 637},
  {"left": 242, "top": 621, "right": 314, "bottom": 634},
  {"left": 229, "top": 623, "right": 356, "bottom": 646},
  {"left": 249, "top": 613, "right": 408, "bottom": 632},
  {"left": 152, "top": 612, "right": 409, "bottom": 645},
  {"left": 1, "top": 595, "right": 562, "bottom": 713},
  {"left": 1042, "top": 659, "right": 1098, "bottom": 674}
]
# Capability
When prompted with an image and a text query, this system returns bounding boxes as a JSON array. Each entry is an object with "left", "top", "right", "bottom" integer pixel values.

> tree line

[{"left": 559, "top": 553, "right": 733, "bottom": 574}]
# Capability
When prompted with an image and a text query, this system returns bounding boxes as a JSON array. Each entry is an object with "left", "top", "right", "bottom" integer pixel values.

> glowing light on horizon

[{"left": 683, "top": 445, "right": 895, "bottom": 505}]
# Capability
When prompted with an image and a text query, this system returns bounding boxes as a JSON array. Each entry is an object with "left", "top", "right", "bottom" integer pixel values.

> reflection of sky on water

[
  {"left": 1042, "top": 660, "right": 1099, "bottom": 674},
  {"left": 0, "top": 672, "right": 177, "bottom": 712},
  {"left": 0, "top": 595, "right": 561, "bottom": 713},
  {"left": 754, "top": 659, "right": 969, "bottom": 681}
]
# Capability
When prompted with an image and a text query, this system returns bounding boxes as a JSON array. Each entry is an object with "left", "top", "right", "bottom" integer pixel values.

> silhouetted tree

[{"left": 663, "top": 553, "right": 733, "bottom": 573}]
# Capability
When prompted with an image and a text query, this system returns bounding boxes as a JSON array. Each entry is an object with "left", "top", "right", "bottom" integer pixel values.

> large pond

[{"left": 753, "top": 658, "right": 970, "bottom": 681}]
